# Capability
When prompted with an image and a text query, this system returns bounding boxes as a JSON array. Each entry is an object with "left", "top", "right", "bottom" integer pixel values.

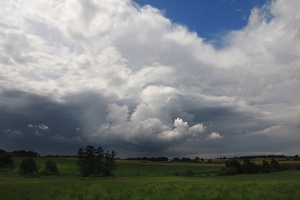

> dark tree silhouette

[
  {"left": 0, "top": 150, "right": 14, "bottom": 168},
  {"left": 270, "top": 158, "right": 280, "bottom": 171},
  {"left": 41, "top": 160, "right": 60, "bottom": 176},
  {"left": 19, "top": 157, "right": 38, "bottom": 175},
  {"left": 77, "top": 145, "right": 116, "bottom": 177},
  {"left": 12, "top": 150, "right": 39, "bottom": 157},
  {"left": 242, "top": 159, "right": 258, "bottom": 174},
  {"left": 225, "top": 159, "right": 242, "bottom": 174},
  {"left": 261, "top": 160, "right": 271, "bottom": 173}
]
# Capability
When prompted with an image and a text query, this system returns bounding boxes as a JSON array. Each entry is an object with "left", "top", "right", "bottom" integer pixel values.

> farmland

[{"left": 1, "top": 157, "right": 300, "bottom": 199}]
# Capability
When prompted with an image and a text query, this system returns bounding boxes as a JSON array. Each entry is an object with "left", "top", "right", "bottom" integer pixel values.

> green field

[{"left": 1, "top": 157, "right": 300, "bottom": 199}]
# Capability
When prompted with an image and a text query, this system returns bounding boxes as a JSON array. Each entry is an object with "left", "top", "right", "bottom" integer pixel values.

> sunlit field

[{"left": 1, "top": 157, "right": 300, "bottom": 199}]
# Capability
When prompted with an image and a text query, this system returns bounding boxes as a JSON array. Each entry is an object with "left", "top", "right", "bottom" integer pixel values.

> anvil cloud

[{"left": 0, "top": 0, "right": 299, "bottom": 157}]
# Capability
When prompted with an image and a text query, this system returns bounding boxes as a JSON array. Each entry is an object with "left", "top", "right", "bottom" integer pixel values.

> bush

[
  {"left": 225, "top": 159, "right": 242, "bottom": 173},
  {"left": 185, "top": 169, "right": 195, "bottom": 176},
  {"left": 242, "top": 159, "right": 258, "bottom": 174},
  {"left": 261, "top": 160, "right": 271, "bottom": 173},
  {"left": 19, "top": 157, "right": 38, "bottom": 175},
  {"left": 40, "top": 160, "right": 60, "bottom": 176},
  {"left": 0, "top": 152, "right": 14, "bottom": 168},
  {"left": 217, "top": 167, "right": 237, "bottom": 176},
  {"left": 270, "top": 159, "right": 280, "bottom": 171}
]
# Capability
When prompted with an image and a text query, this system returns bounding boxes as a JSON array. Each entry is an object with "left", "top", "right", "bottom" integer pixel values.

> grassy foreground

[{"left": 1, "top": 158, "right": 300, "bottom": 200}]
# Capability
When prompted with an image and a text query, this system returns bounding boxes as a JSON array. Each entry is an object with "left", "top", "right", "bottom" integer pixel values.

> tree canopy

[
  {"left": 19, "top": 157, "right": 38, "bottom": 175},
  {"left": 41, "top": 160, "right": 60, "bottom": 176},
  {"left": 77, "top": 145, "right": 116, "bottom": 177}
]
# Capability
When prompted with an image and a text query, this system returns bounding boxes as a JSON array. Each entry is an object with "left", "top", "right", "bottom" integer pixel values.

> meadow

[{"left": 1, "top": 157, "right": 300, "bottom": 199}]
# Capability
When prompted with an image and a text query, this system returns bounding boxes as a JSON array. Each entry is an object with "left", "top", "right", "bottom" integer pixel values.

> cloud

[
  {"left": 0, "top": 0, "right": 299, "bottom": 156},
  {"left": 28, "top": 124, "right": 49, "bottom": 131},
  {"left": 28, "top": 124, "right": 34, "bottom": 128},
  {"left": 35, "top": 131, "right": 43, "bottom": 136},
  {"left": 207, "top": 132, "right": 224, "bottom": 140},
  {"left": 38, "top": 124, "right": 49, "bottom": 130},
  {"left": 87, "top": 104, "right": 206, "bottom": 150},
  {"left": 4, "top": 129, "right": 23, "bottom": 137}
]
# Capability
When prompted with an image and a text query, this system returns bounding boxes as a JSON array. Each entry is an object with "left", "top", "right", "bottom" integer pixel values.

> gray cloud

[{"left": 0, "top": 0, "right": 299, "bottom": 157}]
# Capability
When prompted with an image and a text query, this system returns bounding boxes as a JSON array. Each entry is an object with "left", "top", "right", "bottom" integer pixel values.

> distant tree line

[
  {"left": 125, "top": 157, "right": 206, "bottom": 163},
  {"left": 218, "top": 158, "right": 300, "bottom": 176},
  {"left": 234, "top": 155, "right": 300, "bottom": 161},
  {"left": 45, "top": 155, "right": 77, "bottom": 158},
  {"left": 125, "top": 155, "right": 300, "bottom": 163},
  {"left": 173, "top": 157, "right": 208, "bottom": 163},
  {"left": 11, "top": 150, "right": 39, "bottom": 157},
  {"left": 126, "top": 157, "right": 169, "bottom": 162}
]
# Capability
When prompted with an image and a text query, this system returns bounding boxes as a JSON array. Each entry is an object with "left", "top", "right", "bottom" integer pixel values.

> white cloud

[
  {"left": 88, "top": 106, "right": 206, "bottom": 147},
  {"left": 28, "top": 124, "right": 34, "bottom": 128},
  {"left": 207, "top": 132, "right": 224, "bottom": 140},
  {"left": 38, "top": 124, "right": 49, "bottom": 130},
  {"left": 28, "top": 124, "right": 49, "bottom": 130}
]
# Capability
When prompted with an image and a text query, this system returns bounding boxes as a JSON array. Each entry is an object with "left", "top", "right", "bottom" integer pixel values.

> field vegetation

[{"left": 1, "top": 150, "right": 300, "bottom": 199}]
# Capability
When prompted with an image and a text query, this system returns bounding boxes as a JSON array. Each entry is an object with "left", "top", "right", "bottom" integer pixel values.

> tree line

[
  {"left": 11, "top": 150, "right": 40, "bottom": 157},
  {"left": 0, "top": 146, "right": 117, "bottom": 177},
  {"left": 218, "top": 158, "right": 300, "bottom": 176},
  {"left": 125, "top": 157, "right": 169, "bottom": 162}
]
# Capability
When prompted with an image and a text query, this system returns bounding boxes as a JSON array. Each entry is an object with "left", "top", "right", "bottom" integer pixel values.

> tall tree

[{"left": 77, "top": 145, "right": 116, "bottom": 177}]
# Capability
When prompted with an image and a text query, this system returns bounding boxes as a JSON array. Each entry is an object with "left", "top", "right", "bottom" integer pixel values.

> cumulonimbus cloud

[{"left": 0, "top": 0, "right": 299, "bottom": 156}]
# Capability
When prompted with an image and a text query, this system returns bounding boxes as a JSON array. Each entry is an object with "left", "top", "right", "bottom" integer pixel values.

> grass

[
  {"left": 115, "top": 160, "right": 222, "bottom": 176},
  {"left": 1, "top": 172, "right": 300, "bottom": 200},
  {"left": 1, "top": 157, "right": 300, "bottom": 199},
  {"left": 8, "top": 157, "right": 223, "bottom": 177}
]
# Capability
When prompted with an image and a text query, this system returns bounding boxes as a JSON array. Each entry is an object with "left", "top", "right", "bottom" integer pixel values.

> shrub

[
  {"left": 261, "top": 160, "right": 271, "bottom": 173},
  {"left": 19, "top": 157, "right": 38, "bottom": 175},
  {"left": 270, "top": 158, "right": 280, "bottom": 171},
  {"left": 217, "top": 167, "right": 237, "bottom": 176},
  {"left": 0, "top": 152, "right": 14, "bottom": 168},
  {"left": 40, "top": 160, "right": 60, "bottom": 176},
  {"left": 225, "top": 159, "right": 242, "bottom": 173},
  {"left": 242, "top": 159, "right": 258, "bottom": 174},
  {"left": 185, "top": 169, "right": 195, "bottom": 176}
]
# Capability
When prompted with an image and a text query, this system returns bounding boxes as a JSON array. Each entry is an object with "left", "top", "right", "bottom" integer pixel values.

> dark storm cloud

[{"left": 0, "top": 90, "right": 84, "bottom": 154}]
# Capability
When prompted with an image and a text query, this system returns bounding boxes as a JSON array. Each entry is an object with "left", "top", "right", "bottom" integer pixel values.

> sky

[
  {"left": 135, "top": 0, "right": 268, "bottom": 41},
  {"left": 0, "top": 0, "right": 299, "bottom": 158}
]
